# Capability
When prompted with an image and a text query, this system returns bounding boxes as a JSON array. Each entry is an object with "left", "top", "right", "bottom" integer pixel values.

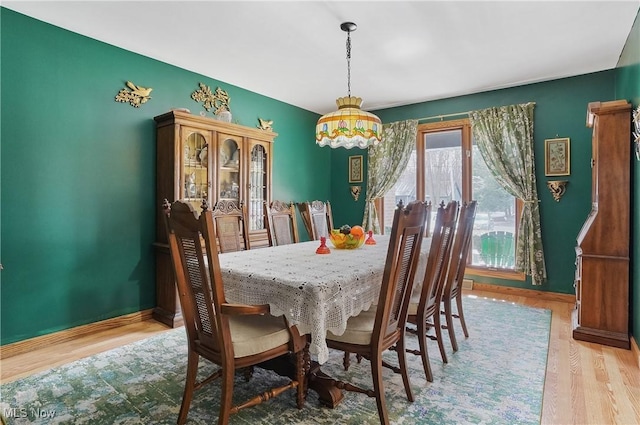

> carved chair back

[
  {"left": 297, "top": 200, "right": 334, "bottom": 240},
  {"left": 210, "top": 200, "right": 250, "bottom": 253},
  {"left": 264, "top": 200, "right": 299, "bottom": 246}
]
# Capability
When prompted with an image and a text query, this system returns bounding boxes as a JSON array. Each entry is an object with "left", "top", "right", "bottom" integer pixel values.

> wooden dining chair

[
  {"left": 406, "top": 200, "right": 458, "bottom": 382},
  {"left": 264, "top": 200, "right": 299, "bottom": 246},
  {"left": 323, "top": 200, "right": 428, "bottom": 425},
  {"left": 162, "top": 200, "right": 306, "bottom": 425},
  {"left": 297, "top": 200, "right": 334, "bottom": 240},
  {"left": 209, "top": 199, "right": 250, "bottom": 253},
  {"left": 441, "top": 200, "right": 477, "bottom": 351}
]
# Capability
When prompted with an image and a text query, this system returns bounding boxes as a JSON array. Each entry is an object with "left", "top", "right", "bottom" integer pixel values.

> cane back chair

[
  {"left": 297, "top": 200, "right": 334, "bottom": 240},
  {"left": 441, "top": 200, "right": 477, "bottom": 351},
  {"left": 163, "top": 200, "right": 306, "bottom": 424},
  {"left": 324, "top": 200, "right": 428, "bottom": 425},
  {"left": 210, "top": 199, "right": 250, "bottom": 253},
  {"left": 406, "top": 200, "right": 458, "bottom": 382},
  {"left": 264, "top": 200, "right": 299, "bottom": 246}
]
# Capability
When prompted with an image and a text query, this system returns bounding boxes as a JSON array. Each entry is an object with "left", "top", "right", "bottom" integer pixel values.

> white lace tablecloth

[{"left": 218, "top": 234, "right": 430, "bottom": 364}]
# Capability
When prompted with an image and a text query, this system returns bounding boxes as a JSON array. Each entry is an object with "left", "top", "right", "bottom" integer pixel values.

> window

[{"left": 380, "top": 119, "right": 523, "bottom": 278}]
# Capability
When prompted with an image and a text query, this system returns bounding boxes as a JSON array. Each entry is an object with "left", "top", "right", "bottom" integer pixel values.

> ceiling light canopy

[{"left": 316, "top": 22, "right": 382, "bottom": 149}]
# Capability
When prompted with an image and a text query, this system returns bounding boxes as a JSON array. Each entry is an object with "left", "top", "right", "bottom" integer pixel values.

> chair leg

[
  {"left": 444, "top": 298, "right": 459, "bottom": 352},
  {"left": 434, "top": 308, "right": 448, "bottom": 364},
  {"left": 416, "top": 315, "right": 434, "bottom": 382},
  {"left": 371, "top": 352, "right": 390, "bottom": 425},
  {"left": 217, "top": 365, "right": 235, "bottom": 425},
  {"left": 343, "top": 351, "right": 364, "bottom": 369},
  {"left": 295, "top": 350, "right": 305, "bottom": 409},
  {"left": 395, "top": 335, "right": 414, "bottom": 402},
  {"left": 343, "top": 351, "right": 351, "bottom": 371},
  {"left": 177, "top": 350, "right": 200, "bottom": 425},
  {"left": 456, "top": 293, "right": 469, "bottom": 338},
  {"left": 242, "top": 366, "right": 254, "bottom": 382}
]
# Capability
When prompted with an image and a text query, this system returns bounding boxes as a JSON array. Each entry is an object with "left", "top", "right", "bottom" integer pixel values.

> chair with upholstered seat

[
  {"left": 163, "top": 200, "right": 306, "bottom": 425},
  {"left": 441, "top": 201, "right": 477, "bottom": 352},
  {"left": 297, "top": 200, "right": 334, "bottom": 240},
  {"left": 324, "top": 200, "right": 428, "bottom": 425},
  {"left": 210, "top": 199, "right": 250, "bottom": 253},
  {"left": 264, "top": 200, "right": 299, "bottom": 246},
  {"left": 406, "top": 200, "right": 458, "bottom": 382}
]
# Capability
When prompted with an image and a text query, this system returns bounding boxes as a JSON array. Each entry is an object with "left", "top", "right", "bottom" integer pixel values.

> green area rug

[{"left": 1, "top": 296, "right": 550, "bottom": 424}]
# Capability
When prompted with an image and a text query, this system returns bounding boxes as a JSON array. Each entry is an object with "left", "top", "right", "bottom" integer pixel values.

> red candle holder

[
  {"left": 316, "top": 236, "right": 331, "bottom": 254},
  {"left": 365, "top": 230, "right": 377, "bottom": 245}
]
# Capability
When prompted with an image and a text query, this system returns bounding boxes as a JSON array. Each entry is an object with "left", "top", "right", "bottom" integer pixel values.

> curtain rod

[
  {"left": 417, "top": 111, "right": 472, "bottom": 122},
  {"left": 416, "top": 102, "right": 537, "bottom": 122}
]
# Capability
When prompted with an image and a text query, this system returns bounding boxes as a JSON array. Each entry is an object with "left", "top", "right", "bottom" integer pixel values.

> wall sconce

[
  {"left": 547, "top": 180, "right": 568, "bottom": 202},
  {"left": 350, "top": 185, "right": 361, "bottom": 201}
]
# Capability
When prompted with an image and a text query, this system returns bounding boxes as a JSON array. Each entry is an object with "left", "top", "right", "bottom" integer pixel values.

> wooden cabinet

[
  {"left": 573, "top": 100, "right": 631, "bottom": 349},
  {"left": 153, "top": 110, "right": 276, "bottom": 327}
]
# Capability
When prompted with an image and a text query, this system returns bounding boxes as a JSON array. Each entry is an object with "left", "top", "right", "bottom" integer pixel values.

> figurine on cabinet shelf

[
  {"left": 186, "top": 172, "right": 197, "bottom": 198},
  {"left": 198, "top": 145, "right": 208, "bottom": 165}
]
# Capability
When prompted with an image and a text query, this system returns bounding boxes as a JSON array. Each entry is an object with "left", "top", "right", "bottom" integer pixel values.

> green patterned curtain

[
  {"left": 363, "top": 119, "right": 418, "bottom": 233},
  {"left": 468, "top": 102, "right": 546, "bottom": 285}
]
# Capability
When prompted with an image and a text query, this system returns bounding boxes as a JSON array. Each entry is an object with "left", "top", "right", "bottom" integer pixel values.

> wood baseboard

[
  {"left": 632, "top": 335, "right": 640, "bottom": 368},
  {"left": 0, "top": 309, "right": 154, "bottom": 360},
  {"left": 471, "top": 282, "right": 576, "bottom": 304}
]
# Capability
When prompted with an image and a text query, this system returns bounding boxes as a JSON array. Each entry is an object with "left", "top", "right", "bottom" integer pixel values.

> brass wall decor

[
  {"left": 546, "top": 180, "right": 568, "bottom": 202},
  {"left": 115, "top": 81, "right": 152, "bottom": 107},
  {"left": 191, "top": 83, "right": 231, "bottom": 115},
  {"left": 350, "top": 185, "right": 362, "bottom": 201},
  {"left": 258, "top": 118, "right": 274, "bottom": 131}
]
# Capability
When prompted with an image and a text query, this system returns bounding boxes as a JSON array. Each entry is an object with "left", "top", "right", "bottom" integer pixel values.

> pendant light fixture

[{"left": 315, "top": 22, "right": 382, "bottom": 149}]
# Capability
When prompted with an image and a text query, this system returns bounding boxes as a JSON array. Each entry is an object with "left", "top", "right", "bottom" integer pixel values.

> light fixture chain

[{"left": 346, "top": 31, "right": 351, "bottom": 98}]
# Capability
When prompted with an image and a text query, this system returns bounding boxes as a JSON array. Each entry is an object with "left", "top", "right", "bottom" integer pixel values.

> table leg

[
  {"left": 307, "top": 361, "right": 345, "bottom": 408},
  {"left": 258, "top": 341, "right": 347, "bottom": 408}
]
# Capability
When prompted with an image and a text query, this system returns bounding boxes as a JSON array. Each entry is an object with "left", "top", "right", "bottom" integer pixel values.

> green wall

[
  {"left": 614, "top": 9, "right": 640, "bottom": 349},
  {"left": 0, "top": 8, "right": 327, "bottom": 345},
  {"left": 331, "top": 71, "right": 617, "bottom": 295}
]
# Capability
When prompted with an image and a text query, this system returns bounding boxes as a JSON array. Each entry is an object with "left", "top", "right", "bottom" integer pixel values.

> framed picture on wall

[
  {"left": 544, "top": 137, "right": 570, "bottom": 176},
  {"left": 348, "top": 155, "right": 363, "bottom": 183}
]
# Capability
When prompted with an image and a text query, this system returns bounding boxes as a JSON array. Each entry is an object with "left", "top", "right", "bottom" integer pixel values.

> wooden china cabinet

[
  {"left": 573, "top": 100, "right": 631, "bottom": 349},
  {"left": 153, "top": 110, "right": 276, "bottom": 327}
]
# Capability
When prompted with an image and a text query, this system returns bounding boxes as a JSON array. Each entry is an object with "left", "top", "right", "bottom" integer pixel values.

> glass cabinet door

[
  {"left": 218, "top": 136, "right": 241, "bottom": 205},
  {"left": 248, "top": 143, "right": 269, "bottom": 231},
  {"left": 182, "top": 130, "right": 210, "bottom": 212}
]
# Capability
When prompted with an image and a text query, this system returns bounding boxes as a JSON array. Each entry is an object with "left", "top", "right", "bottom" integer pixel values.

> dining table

[{"left": 218, "top": 233, "right": 431, "bottom": 406}]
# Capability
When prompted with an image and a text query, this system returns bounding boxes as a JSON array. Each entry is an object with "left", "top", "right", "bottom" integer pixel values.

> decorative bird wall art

[
  {"left": 115, "top": 81, "right": 153, "bottom": 107},
  {"left": 258, "top": 118, "right": 274, "bottom": 131}
]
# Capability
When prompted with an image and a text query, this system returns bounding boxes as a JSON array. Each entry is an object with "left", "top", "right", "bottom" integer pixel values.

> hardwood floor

[{"left": 2, "top": 288, "right": 639, "bottom": 424}]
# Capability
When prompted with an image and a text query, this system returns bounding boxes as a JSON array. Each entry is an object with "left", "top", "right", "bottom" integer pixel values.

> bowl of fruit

[{"left": 329, "top": 225, "right": 366, "bottom": 249}]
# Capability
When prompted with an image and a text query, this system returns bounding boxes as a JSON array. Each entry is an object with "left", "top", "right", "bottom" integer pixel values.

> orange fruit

[{"left": 350, "top": 225, "right": 365, "bottom": 237}]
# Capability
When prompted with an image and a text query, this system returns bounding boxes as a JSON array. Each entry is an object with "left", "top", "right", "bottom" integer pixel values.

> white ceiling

[{"left": 4, "top": 1, "right": 639, "bottom": 115}]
